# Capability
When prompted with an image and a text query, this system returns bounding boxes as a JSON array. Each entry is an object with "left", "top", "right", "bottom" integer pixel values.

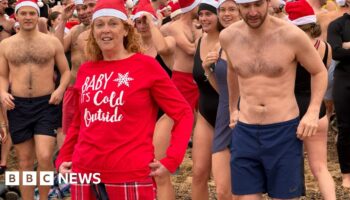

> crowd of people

[{"left": 0, "top": 0, "right": 349, "bottom": 199}]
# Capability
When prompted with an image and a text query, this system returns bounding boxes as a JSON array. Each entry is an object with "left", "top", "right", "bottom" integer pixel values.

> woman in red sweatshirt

[{"left": 55, "top": 0, "right": 194, "bottom": 199}]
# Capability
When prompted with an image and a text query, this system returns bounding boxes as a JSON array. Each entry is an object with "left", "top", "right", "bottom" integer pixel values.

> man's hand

[
  {"left": 229, "top": 110, "right": 239, "bottom": 129},
  {"left": 149, "top": 159, "right": 170, "bottom": 177},
  {"left": 59, "top": 162, "right": 72, "bottom": 175},
  {"left": 49, "top": 88, "right": 65, "bottom": 105},
  {"left": 62, "top": 3, "right": 76, "bottom": 21},
  {"left": 1, "top": 92, "right": 15, "bottom": 110},
  {"left": 297, "top": 112, "right": 319, "bottom": 140}
]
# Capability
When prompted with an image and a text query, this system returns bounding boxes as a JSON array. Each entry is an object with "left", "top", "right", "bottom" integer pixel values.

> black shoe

[{"left": 0, "top": 166, "right": 6, "bottom": 175}]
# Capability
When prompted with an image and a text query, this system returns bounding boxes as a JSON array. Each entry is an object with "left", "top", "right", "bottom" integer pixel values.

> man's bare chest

[
  {"left": 7, "top": 41, "right": 55, "bottom": 66},
  {"left": 227, "top": 43, "right": 294, "bottom": 78}
]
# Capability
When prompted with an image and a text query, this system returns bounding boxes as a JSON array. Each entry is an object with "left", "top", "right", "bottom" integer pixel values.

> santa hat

[
  {"left": 15, "top": 0, "right": 41, "bottom": 14},
  {"left": 92, "top": 0, "right": 128, "bottom": 21},
  {"left": 235, "top": 0, "right": 258, "bottom": 4},
  {"left": 285, "top": 0, "right": 316, "bottom": 26},
  {"left": 178, "top": 0, "right": 201, "bottom": 13},
  {"left": 74, "top": 0, "right": 84, "bottom": 5},
  {"left": 168, "top": 1, "right": 182, "bottom": 19},
  {"left": 64, "top": 20, "right": 80, "bottom": 33},
  {"left": 132, "top": 0, "right": 157, "bottom": 20}
]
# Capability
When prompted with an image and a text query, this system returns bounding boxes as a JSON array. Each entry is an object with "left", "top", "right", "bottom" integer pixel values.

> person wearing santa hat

[
  {"left": 55, "top": 0, "right": 194, "bottom": 199},
  {"left": 285, "top": 1, "right": 336, "bottom": 199},
  {"left": 0, "top": 0, "right": 71, "bottom": 199},
  {"left": 328, "top": 0, "right": 350, "bottom": 189},
  {"left": 220, "top": 0, "right": 328, "bottom": 199},
  {"left": 191, "top": 0, "right": 223, "bottom": 199},
  {"left": 133, "top": 1, "right": 177, "bottom": 199},
  {"left": 0, "top": 0, "right": 15, "bottom": 41},
  {"left": 203, "top": 1, "right": 240, "bottom": 199},
  {"left": 52, "top": 0, "right": 96, "bottom": 150}
]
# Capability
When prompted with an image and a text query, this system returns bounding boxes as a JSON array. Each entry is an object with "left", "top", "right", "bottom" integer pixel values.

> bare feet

[{"left": 342, "top": 174, "right": 350, "bottom": 188}]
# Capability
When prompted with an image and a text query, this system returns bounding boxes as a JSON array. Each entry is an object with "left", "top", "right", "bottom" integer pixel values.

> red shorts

[
  {"left": 62, "top": 86, "right": 79, "bottom": 135},
  {"left": 71, "top": 178, "right": 156, "bottom": 200},
  {"left": 171, "top": 70, "right": 199, "bottom": 111}
]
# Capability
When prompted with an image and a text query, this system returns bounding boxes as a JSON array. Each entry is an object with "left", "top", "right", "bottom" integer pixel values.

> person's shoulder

[
  {"left": 42, "top": 32, "right": 61, "bottom": 43},
  {"left": 0, "top": 33, "right": 17, "bottom": 45},
  {"left": 270, "top": 17, "right": 301, "bottom": 37},
  {"left": 220, "top": 20, "right": 244, "bottom": 41}
]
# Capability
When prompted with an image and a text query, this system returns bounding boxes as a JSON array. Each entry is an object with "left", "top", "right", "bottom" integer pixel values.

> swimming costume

[
  {"left": 192, "top": 37, "right": 219, "bottom": 127},
  {"left": 212, "top": 49, "right": 231, "bottom": 153}
]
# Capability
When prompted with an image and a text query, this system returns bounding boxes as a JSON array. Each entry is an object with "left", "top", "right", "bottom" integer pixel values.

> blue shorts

[{"left": 231, "top": 117, "right": 303, "bottom": 199}]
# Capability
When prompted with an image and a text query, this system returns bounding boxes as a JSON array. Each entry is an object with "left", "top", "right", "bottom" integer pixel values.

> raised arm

[{"left": 54, "top": 3, "right": 76, "bottom": 52}]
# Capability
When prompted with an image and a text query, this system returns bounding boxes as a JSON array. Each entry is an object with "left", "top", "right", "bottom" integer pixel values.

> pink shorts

[
  {"left": 62, "top": 87, "right": 79, "bottom": 135},
  {"left": 171, "top": 70, "right": 199, "bottom": 111},
  {"left": 71, "top": 178, "right": 156, "bottom": 200}
]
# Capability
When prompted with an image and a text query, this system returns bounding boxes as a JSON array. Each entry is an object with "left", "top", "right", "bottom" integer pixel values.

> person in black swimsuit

[
  {"left": 285, "top": 1, "right": 336, "bottom": 199},
  {"left": 191, "top": 0, "right": 222, "bottom": 199}
]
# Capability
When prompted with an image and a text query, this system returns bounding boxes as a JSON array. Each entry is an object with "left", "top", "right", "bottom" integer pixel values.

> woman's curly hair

[{"left": 86, "top": 20, "right": 141, "bottom": 61}]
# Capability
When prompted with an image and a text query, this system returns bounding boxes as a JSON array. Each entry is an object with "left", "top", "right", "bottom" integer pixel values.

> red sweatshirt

[{"left": 56, "top": 53, "right": 194, "bottom": 183}]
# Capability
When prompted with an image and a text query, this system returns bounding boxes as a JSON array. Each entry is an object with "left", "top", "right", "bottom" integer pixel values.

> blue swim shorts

[{"left": 231, "top": 117, "right": 303, "bottom": 199}]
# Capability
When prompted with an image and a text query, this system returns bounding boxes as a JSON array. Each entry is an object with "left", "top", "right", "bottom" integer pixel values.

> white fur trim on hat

[
  {"left": 15, "top": 1, "right": 40, "bottom": 14},
  {"left": 235, "top": 0, "right": 259, "bottom": 4},
  {"left": 92, "top": 8, "right": 128, "bottom": 21},
  {"left": 181, "top": 0, "right": 201, "bottom": 13},
  {"left": 292, "top": 15, "right": 316, "bottom": 26},
  {"left": 170, "top": 9, "right": 182, "bottom": 18},
  {"left": 132, "top": 11, "right": 157, "bottom": 21},
  {"left": 336, "top": 0, "right": 346, "bottom": 6},
  {"left": 74, "top": 0, "right": 84, "bottom": 5}
]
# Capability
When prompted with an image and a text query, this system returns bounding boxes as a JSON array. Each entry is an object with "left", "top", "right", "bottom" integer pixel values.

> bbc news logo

[{"left": 5, "top": 171, "right": 101, "bottom": 186}]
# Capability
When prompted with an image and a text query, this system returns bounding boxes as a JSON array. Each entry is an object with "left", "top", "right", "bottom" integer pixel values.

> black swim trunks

[{"left": 7, "top": 95, "right": 59, "bottom": 144}]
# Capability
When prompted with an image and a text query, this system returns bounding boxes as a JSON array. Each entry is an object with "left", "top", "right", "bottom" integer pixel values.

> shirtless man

[
  {"left": 220, "top": 0, "right": 328, "bottom": 199},
  {"left": 162, "top": 0, "right": 202, "bottom": 199},
  {"left": 54, "top": 0, "right": 95, "bottom": 148},
  {"left": 0, "top": 0, "right": 14, "bottom": 41},
  {"left": 0, "top": 1, "right": 70, "bottom": 199}
]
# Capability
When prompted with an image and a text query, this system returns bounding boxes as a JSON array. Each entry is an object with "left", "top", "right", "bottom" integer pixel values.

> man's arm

[
  {"left": 220, "top": 30, "right": 240, "bottom": 128},
  {"left": 169, "top": 25, "right": 196, "bottom": 55},
  {"left": 49, "top": 37, "right": 71, "bottom": 105},
  {"left": 0, "top": 41, "right": 14, "bottom": 110},
  {"left": 294, "top": 27, "right": 328, "bottom": 138},
  {"left": 54, "top": 3, "right": 76, "bottom": 52}
]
